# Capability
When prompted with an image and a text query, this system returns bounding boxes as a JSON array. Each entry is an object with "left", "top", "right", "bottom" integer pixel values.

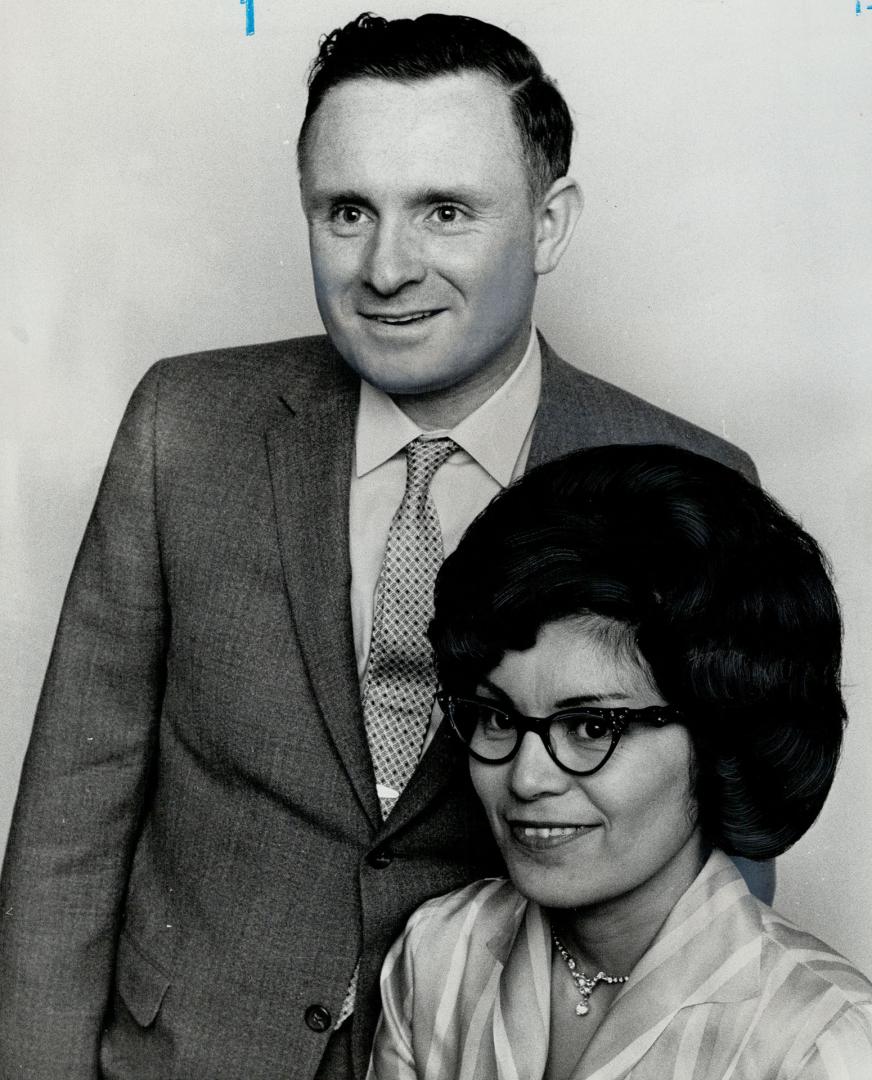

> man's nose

[
  {"left": 362, "top": 220, "right": 426, "bottom": 295},
  {"left": 508, "top": 731, "right": 569, "bottom": 801}
]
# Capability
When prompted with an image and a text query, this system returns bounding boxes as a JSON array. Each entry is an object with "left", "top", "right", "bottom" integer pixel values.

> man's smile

[{"left": 360, "top": 309, "right": 443, "bottom": 325}]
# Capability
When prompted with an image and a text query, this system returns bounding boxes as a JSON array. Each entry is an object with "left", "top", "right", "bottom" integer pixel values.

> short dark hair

[
  {"left": 297, "top": 12, "right": 573, "bottom": 198},
  {"left": 430, "top": 444, "right": 846, "bottom": 860}
]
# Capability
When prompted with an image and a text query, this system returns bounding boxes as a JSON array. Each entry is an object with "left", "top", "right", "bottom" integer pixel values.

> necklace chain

[{"left": 550, "top": 929, "right": 629, "bottom": 1017}]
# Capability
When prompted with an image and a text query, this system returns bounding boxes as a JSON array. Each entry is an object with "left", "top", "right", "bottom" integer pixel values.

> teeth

[
  {"left": 374, "top": 312, "right": 433, "bottom": 324},
  {"left": 521, "top": 826, "right": 579, "bottom": 838}
]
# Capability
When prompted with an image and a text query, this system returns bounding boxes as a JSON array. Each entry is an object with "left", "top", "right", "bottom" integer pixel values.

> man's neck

[{"left": 390, "top": 333, "right": 533, "bottom": 431}]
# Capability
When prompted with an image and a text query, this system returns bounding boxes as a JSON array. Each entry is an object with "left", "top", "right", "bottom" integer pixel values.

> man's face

[{"left": 300, "top": 73, "right": 541, "bottom": 403}]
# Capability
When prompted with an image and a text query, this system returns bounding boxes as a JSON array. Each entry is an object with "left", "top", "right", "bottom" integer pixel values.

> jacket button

[
  {"left": 304, "top": 1004, "right": 332, "bottom": 1032},
  {"left": 366, "top": 847, "right": 393, "bottom": 869}
]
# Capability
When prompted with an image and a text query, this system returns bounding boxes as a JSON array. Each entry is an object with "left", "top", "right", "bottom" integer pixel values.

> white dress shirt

[
  {"left": 349, "top": 328, "right": 542, "bottom": 683},
  {"left": 334, "top": 329, "right": 542, "bottom": 1029}
]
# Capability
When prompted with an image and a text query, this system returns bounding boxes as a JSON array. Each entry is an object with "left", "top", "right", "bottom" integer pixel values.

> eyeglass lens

[{"left": 449, "top": 699, "right": 616, "bottom": 772}]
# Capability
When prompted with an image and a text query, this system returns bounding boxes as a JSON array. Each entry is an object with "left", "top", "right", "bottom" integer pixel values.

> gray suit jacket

[{"left": 0, "top": 334, "right": 756, "bottom": 1079}]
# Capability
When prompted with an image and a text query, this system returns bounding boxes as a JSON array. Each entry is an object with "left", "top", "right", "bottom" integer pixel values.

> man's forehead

[
  {"left": 314, "top": 69, "right": 514, "bottom": 121},
  {"left": 302, "top": 71, "right": 526, "bottom": 187}
]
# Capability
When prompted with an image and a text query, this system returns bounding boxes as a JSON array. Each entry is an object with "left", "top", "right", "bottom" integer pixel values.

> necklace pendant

[{"left": 551, "top": 929, "right": 628, "bottom": 1021}]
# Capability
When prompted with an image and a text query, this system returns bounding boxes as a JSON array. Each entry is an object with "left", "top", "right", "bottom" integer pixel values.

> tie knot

[{"left": 404, "top": 436, "right": 457, "bottom": 495}]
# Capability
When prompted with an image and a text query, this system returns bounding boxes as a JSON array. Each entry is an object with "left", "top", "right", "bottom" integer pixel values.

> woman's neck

[{"left": 550, "top": 835, "right": 710, "bottom": 978}]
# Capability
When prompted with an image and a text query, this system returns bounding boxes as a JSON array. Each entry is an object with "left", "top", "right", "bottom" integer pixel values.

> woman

[{"left": 368, "top": 444, "right": 872, "bottom": 1079}]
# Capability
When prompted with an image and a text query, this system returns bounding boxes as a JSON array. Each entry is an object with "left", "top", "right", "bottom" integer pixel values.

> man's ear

[{"left": 533, "top": 176, "right": 583, "bottom": 276}]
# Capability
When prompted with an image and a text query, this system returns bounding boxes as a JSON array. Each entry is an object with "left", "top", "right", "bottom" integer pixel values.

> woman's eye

[
  {"left": 479, "top": 708, "right": 514, "bottom": 734},
  {"left": 566, "top": 716, "right": 612, "bottom": 741}
]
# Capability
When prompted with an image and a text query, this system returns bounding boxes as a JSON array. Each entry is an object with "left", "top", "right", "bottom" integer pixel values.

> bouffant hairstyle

[
  {"left": 297, "top": 12, "right": 573, "bottom": 200},
  {"left": 430, "top": 444, "right": 845, "bottom": 860}
]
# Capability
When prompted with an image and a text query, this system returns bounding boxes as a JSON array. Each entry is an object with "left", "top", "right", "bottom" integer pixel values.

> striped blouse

[{"left": 367, "top": 850, "right": 872, "bottom": 1079}]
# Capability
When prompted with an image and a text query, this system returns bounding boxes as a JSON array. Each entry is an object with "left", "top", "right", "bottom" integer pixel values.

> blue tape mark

[
  {"left": 240, "top": 0, "right": 254, "bottom": 35},
  {"left": 858, "top": 1, "right": 862, "bottom": 11}
]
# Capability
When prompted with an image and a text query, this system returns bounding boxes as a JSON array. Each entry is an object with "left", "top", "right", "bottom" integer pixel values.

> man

[{"left": 0, "top": 13, "right": 759, "bottom": 1080}]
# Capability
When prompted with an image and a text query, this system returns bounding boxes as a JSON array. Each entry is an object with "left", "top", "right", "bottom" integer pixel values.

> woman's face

[{"left": 468, "top": 617, "right": 704, "bottom": 913}]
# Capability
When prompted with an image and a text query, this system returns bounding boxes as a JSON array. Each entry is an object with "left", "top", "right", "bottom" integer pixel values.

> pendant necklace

[{"left": 550, "top": 929, "right": 629, "bottom": 1017}]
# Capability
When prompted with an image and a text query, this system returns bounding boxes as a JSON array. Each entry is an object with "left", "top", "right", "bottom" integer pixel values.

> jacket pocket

[{"left": 114, "top": 930, "right": 171, "bottom": 1028}]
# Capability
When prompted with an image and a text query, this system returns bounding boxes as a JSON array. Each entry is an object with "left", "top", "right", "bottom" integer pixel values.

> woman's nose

[{"left": 507, "top": 730, "right": 569, "bottom": 800}]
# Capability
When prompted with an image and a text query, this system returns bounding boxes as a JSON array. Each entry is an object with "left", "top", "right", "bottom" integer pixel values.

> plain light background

[{"left": 2, "top": 0, "right": 871, "bottom": 977}]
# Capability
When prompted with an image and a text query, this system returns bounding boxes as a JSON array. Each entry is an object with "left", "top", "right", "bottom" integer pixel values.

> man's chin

[{"left": 350, "top": 359, "right": 464, "bottom": 400}]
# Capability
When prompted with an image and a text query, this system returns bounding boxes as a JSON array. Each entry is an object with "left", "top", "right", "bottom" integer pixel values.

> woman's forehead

[{"left": 483, "top": 616, "right": 662, "bottom": 712}]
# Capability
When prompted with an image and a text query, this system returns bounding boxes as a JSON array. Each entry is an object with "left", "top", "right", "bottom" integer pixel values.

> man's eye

[
  {"left": 430, "top": 205, "right": 463, "bottom": 224},
  {"left": 331, "top": 206, "right": 364, "bottom": 226}
]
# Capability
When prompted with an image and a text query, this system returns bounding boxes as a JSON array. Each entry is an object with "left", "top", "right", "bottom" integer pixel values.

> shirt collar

[{"left": 355, "top": 326, "right": 541, "bottom": 485}]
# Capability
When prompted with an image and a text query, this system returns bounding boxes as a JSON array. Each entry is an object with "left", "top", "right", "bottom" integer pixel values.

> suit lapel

[
  {"left": 265, "top": 359, "right": 380, "bottom": 827},
  {"left": 372, "top": 707, "right": 456, "bottom": 837}
]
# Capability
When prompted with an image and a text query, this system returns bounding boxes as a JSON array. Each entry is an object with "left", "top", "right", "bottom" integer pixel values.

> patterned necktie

[{"left": 363, "top": 436, "right": 457, "bottom": 818}]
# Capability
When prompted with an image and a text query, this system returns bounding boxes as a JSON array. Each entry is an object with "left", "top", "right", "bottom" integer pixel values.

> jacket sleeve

[{"left": 0, "top": 363, "right": 168, "bottom": 1078}]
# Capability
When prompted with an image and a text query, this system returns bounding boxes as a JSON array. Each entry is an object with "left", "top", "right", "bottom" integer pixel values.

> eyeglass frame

[{"left": 436, "top": 690, "right": 685, "bottom": 777}]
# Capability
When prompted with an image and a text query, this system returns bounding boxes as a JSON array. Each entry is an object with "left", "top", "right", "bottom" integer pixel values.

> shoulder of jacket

[
  {"left": 128, "top": 334, "right": 356, "bottom": 428},
  {"left": 147, "top": 334, "right": 340, "bottom": 386},
  {"left": 539, "top": 343, "right": 757, "bottom": 483}
]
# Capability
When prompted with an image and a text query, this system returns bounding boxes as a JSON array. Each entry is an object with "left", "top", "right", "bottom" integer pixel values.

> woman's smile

[{"left": 507, "top": 821, "right": 601, "bottom": 851}]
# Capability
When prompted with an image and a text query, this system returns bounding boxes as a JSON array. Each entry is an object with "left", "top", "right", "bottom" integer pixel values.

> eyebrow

[
  {"left": 415, "top": 186, "right": 492, "bottom": 207},
  {"left": 307, "top": 185, "right": 495, "bottom": 212},
  {"left": 553, "top": 694, "right": 630, "bottom": 709},
  {"left": 306, "top": 190, "right": 376, "bottom": 213}
]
